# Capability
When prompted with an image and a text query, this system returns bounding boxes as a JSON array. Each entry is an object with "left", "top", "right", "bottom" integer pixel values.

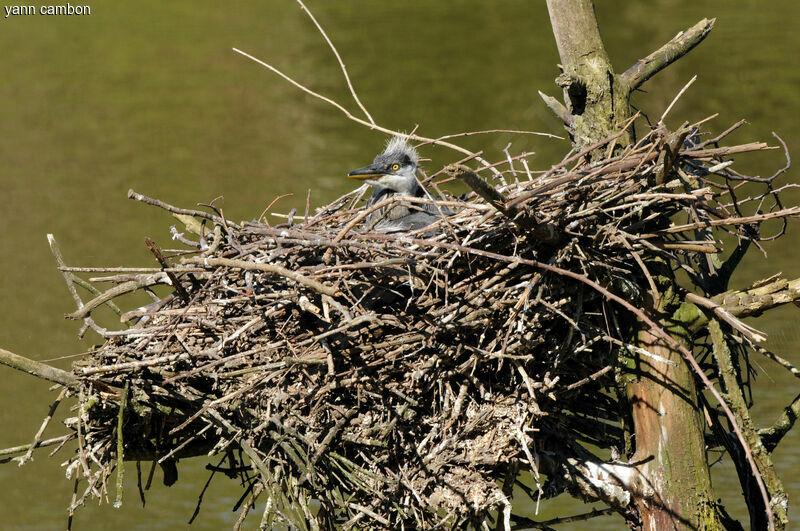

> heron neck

[{"left": 372, "top": 172, "right": 420, "bottom": 195}]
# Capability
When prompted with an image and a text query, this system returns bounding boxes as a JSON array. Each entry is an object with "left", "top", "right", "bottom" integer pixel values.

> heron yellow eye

[{"left": 391, "top": 164, "right": 400, "bottom": 171}]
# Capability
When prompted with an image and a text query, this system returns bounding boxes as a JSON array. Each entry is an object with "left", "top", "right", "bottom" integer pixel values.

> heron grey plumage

[{"left": 348, "top": 136, "right": 447, "bottom": 232}]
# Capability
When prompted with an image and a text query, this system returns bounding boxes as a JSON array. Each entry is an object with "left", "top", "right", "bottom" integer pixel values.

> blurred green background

[{"left": 0, "top": 1, "right": 798, "bottom": 528}]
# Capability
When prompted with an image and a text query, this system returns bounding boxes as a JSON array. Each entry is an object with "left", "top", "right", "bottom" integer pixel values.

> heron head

[{"left": 348, "top": 136, "right": 419, "bottom": 193}]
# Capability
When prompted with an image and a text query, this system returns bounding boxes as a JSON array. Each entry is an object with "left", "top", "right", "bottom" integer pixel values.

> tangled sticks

[{"left": 17, "top": 120, "right": 800, "bottom": 528}]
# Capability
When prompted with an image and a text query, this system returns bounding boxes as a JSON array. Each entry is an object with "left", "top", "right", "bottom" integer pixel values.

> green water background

[{"left": 1, "top": 1, "right": 799, "bottom": 528}]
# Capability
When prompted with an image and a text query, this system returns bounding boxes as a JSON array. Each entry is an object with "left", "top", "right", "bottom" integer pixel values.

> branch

[
  {"left": 654, "top": 123, "right": 691, "bottom": 184},
  {"left": 144, "top": 237, "right": 190, "bottom": 303},
  {"left": 716, "top": 232, "right": 754, "bottom": 291},
  {"left": 48, "top": 234, "right": 109, "bottom": 338},
  {"left": 621, "top": 18, "right": 715, "bottom": 91},
  {"left": 294, "top": 0, "right": 375, "bottom": 125},
  {"left": 760, "top": 393, "right": 800, "bottom": 452},
  {"left": 709, "top": 319, "right": 786, "bottom": 527},
  {"left": 538, "top": 90, "right": 573, "bottom": 127},
  {"left": 675, "top": 276, "right": 800, "bottom": 338},
  {"left": 128, "top": 189, "right": 237, "bottom": 229},
  {"left": 0, "top": 434, "right": 74, "bottom": 460},
  {"left": 653, "top": 205, "right": 797, "bottom": 234},
  {"left": 713, "top": 276, "right": 800, "bottom": 319},
  {"left": 510, "top": 508, "right": 615, "bottom": 529},
  {"left": 66, "top": 274, "right": 171, "bottom": 320},
  {"left": 183, "top": 256, "right": 338, "bottom": 297},
  {"left": 446, "top": 164, "right": 561, "bottom": 245},
  {"left": 0, "top": 348, "right": 78, "bottom": 389},
  {"left": 683, "top": 292, "right": 766, "bottom": 343},
  {"left": 231, "top": 48, "right": 501, "bottom": 176}
]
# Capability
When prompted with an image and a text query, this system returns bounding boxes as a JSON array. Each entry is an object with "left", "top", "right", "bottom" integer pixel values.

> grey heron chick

[{"left": 348, "top": 136, "right": 446, "bottom": 231}]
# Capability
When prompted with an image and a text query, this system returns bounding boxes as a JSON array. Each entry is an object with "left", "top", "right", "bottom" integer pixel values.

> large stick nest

[{"left": 55, "top": 121, "right": 794, "bottom": 528}]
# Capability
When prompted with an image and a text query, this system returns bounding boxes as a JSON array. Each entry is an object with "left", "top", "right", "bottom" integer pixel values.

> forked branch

[{"left": 622, "top": 18, "right": 716, "bottom": 91}]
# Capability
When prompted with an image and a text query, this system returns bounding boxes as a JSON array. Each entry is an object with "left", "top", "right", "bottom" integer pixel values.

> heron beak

[{"left": 347, "top": 163, "right": 385, "bottom": 180}]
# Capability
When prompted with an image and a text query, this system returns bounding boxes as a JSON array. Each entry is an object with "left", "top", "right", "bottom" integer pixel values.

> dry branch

[
  {"left": 0, "top": 348, "right": 78, "bottom": 389},
  {"left": 182, "top": 256, "right": 338, "bottom": 297},
  {"left": 622, "top": 18, "right": 716, "bottom": 91}
]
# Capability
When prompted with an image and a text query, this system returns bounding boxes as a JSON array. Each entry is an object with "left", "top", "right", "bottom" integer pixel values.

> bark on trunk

[{"left": 626, "top": 327, "right": 719, "bottom": 529}]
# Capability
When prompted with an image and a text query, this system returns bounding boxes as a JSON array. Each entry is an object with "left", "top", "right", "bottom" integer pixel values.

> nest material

[{"left": 55, "top": 121, "right": 794, "bottom": 528}]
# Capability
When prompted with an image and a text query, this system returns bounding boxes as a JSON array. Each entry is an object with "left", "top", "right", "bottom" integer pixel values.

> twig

[
  {"left": 564, "top": 366, "right": 613, "bottom": 392},
  {"left": 66, "top": 274, "right": 171, "bottom": 320},
  {"left": 79, "top": 352, "right": 188, "bottom": 376},
  {"left": 18, "top": 387, "right": 69, "bottom": 465},
  {"left": 420, "top": 128, "right": 563, "bottom": 144},
  {"left": 231, "top": 47, "right": 501, "bottom": 176},
  {"left": 657, "top": 207, "right": 800, "bottom": 234},
  {"left": 448, "top": 163, "right": 560, "bottom": 245},
  {"left": 295, "top": 0, "right": 374, "bottom": 125},
  {"left": 114, "top": 381, "right": 129, "bottom": 508},
  {"left": 183, "top": 256, "right": 337, "bottom": 297},
  {"left": 0, "top": 434, "right": 74, "bottom": 459},
  {"left": 128, "top": 189, "right": 238, "bottom": 229},
  {"left": 144, "top": 237, "right": 190, "bottom": 303},
  {"left": 512, "top": 507, "right": 615, "bottom": 529},
  {"left": 659, "top": 75, "right": 696, "bottom": 123}
]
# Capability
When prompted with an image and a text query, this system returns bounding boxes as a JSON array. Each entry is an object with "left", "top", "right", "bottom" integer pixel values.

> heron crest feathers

[{"left": 381, "top": 135, "right": 419, "bottom": 166}]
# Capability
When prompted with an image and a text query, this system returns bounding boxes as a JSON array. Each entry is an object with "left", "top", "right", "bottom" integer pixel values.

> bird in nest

[{"left": 348, "top": 136, "right": 450, "bottom": 232}]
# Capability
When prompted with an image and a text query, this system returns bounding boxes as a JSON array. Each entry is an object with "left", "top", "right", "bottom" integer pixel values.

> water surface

[{"left": 1, "top": 1, "right": 798, "bottom": 528}]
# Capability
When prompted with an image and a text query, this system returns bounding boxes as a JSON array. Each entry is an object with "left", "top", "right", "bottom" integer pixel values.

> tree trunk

[
  {"left": 543, "top": 0, "right": 631, "bottom": 151},
  {"left": 545, "top": 2, "right": 723, "bottom": 528},
  {"left": 543, "top": 0, "right": 714, "bottom": 155},
  {"left": 626, "top": 327, "right": 719, "bottom": 529}
]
